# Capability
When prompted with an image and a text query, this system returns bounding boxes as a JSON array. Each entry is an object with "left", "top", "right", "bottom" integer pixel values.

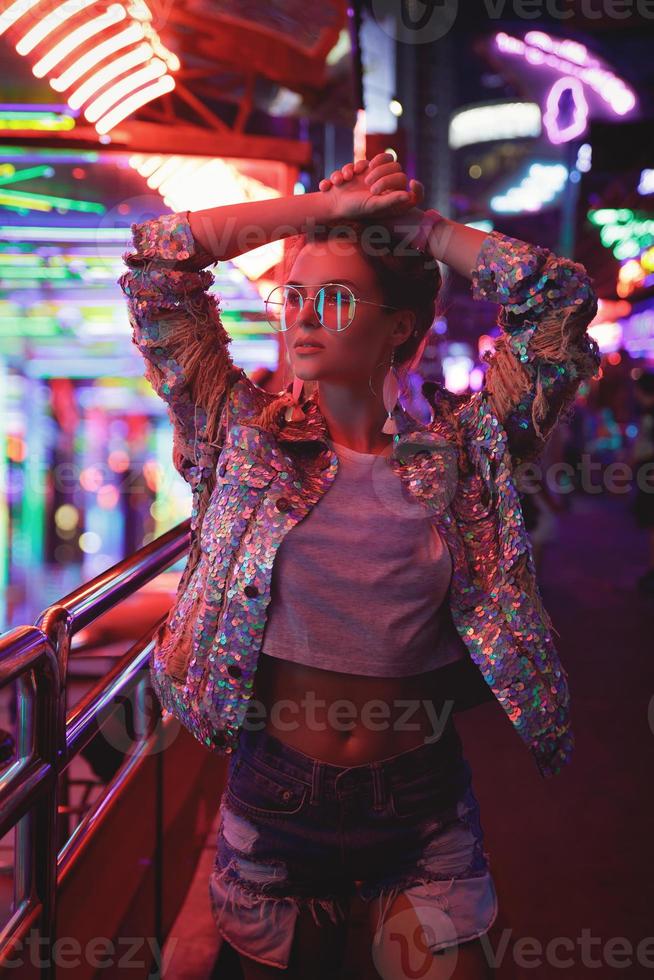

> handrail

[{"left": 0, "top": 518, "right": 192, "bottom": 978}]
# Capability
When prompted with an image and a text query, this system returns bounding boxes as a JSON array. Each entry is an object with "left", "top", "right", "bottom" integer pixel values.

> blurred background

[{"left": 0, "top": 2, "right": 653, "bottom": 976}]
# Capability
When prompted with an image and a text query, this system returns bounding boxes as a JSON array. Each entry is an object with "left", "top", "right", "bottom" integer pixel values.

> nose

[{"left": 296, "top": 292, "right": 319, "bottom": 327}]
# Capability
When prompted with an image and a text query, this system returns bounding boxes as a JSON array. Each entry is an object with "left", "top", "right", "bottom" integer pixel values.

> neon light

[
  {"left": 449, "top": 102, "right": 541, "bottom": 149},
  {"left": 0, "top": 165, "right": 53, "bottom": 185},
  {"left": 94, "top": 74, "right": 175, "bottom": 134},
  {"left": 588, "top": 209, "right": 654, "bottom": 260},
  {"left": 0, "top": 0, "right": 41, "bottom": 37},
  {"left": 0, "top": 189, "right": 105, "bottom": 213},
  {"left": 576, "top": 142, "right": 592, "bottom": 173},
  {"left": 50, "top": 23, "right": 145, "bottom": 92},
  {"left": 589, "top": 208, "right": 634, "bottom": 226},
  {"left": 33, "top": 3, "right": 127, "bottom": 78},
  {"left": 0, "top": 111, "right": 75, "bottom": 131},
  {"left": 16, "top": 0, "right": 98, "bottom": 56},
  {"left": 495, "top": 31, "right": 637, "bottom": 117},
  {"left": 491, "top": 162, "right": 568, "bottom": 214},
  {"left": 443, "top": 354, "right": 474, "bottom": 394},
  {"left": 638, "top": 170, "right": 654, "bottom": 196},
  {"left": 619, "top": 307, "right": 654, "bottom": 357},
  {"left": 84, "top": 57, "right": 166, "bottom": 122},
  {"left": 68, "top": 42, "right": 153, "bottom": 110},
  {"left": 129, "top": 153, "right": 284, "bottom": 279},
  {"left": 524, "top": 31, "right": 593, "bottom": 67},
  {"left": 588, "top": 321, "right": 623, "bottom": 353},
  {"left": 542, "top": 77, "right": 589, "bottom": 144},
  {"left": 4, "top": 0, "right": 178, "bottom": 136},
  {"left": 0, "top": 225, "right": 126, "bottom": 241}
]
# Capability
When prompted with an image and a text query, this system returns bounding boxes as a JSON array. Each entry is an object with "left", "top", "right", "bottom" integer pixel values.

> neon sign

[
  {"left": 495, "top": 30, "right": 637, "bottom": 144},
  {"left": 491, "top": 162, "right": 568, "bottom": 214},
  {"left": 0, "top": 0, "right": 179, "bottom": 137},
  {"left": 543, "top": 77, "right": 589, "bottom": 144},
  {"left": 448, "top": 102, "right": 541, "bottom": 149}
]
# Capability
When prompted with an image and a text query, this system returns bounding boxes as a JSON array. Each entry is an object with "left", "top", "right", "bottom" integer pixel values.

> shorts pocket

[
  {"left": 225, "top": 756, "right": 309, "bottom": 819},
  {"left": 389, "top": 764, "right": 470, "bottom": 820}
]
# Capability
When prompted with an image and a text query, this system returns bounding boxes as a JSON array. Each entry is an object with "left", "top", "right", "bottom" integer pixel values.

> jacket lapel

[{"left": 266, "top": 389, "right": 459, "bottom": 515}]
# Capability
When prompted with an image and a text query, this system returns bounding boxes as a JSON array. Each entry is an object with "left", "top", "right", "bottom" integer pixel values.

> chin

[{"left": 292, "top": 361, "right": 323, "bottom": 380}]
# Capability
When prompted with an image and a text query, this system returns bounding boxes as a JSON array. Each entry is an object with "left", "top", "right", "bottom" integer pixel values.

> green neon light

[
  {"left": 0, "top": 266, "right": 72, "bottom": 280},
  {"left": 588, "top": 208, "right": 634, "bottom": 226},
  {"left": 0, "top": 146, "right": 98, "bottom": 160},
  {"left": 0, "top": 189, "right": 105, "bottom": 213},
  {"left": 0, "top": 165, "right": 55, "bottom": 186},
  {"left": 588, "top": 209, "right": 654, "bottom": 260}
]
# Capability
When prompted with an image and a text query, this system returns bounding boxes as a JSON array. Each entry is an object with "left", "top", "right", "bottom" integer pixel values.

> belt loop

[
  {"left": 370, "top": 762, "right": 386, "bottom": 809},
  {"left": 310, "top": 760, "right": 324, "bottom": 806}
]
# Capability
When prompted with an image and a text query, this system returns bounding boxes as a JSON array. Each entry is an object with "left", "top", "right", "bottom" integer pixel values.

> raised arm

[
  {"left": 425, "top": 219, "right": 601, "bottom": 467},
  {"left": 118, "top": 196, "right": 339, "bottom": 494},
  {"left": 118, "top": 154, "right": 418, "bottom": 495}
]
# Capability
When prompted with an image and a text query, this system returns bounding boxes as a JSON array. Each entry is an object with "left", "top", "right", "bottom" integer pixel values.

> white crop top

[{"left": 261, "top": 440, "right": 467, "bottom": 677}]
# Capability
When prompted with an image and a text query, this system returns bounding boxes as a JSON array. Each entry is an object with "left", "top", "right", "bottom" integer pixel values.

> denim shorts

[{"left": 209, "top": 716, "right": 498, "bottom": 971}]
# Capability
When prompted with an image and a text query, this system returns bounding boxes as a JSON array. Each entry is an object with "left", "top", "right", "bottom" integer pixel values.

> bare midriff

[{"left": 245, "top": 651, "right": 454, "bottom": 766}]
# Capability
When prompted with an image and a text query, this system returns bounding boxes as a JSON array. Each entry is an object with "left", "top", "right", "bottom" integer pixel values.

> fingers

[
  {"left": 409, "top": 179, "right": 425, "bottom": 205},
  {"left": 364, "top": 161, "right": 402, "bottom": 186},
  {"left": 368, "top": 171, "right": 410, "bottom": 196},
  {"left": 318, "top": 178, "right": 332, "bottom": 192},
  {"left": 365, "top": 189, "right": 411, "bottom": 215},
  {"left": 368, "top": 151, "right": 397, "bottom": 169}
]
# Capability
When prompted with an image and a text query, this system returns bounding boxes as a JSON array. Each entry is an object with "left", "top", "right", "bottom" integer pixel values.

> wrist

[
  {"left": 303, "top": 190, "right": 340, "bottom": 227},
  {"left": 424, "top": 213, "right": 454, "bottom": 262},
  {"left": 412, "top": 208, "right": 443, "bottom": 253}
]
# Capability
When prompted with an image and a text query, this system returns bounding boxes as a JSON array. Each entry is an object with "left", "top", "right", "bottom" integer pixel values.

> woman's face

[{"left": 283, "top": 239, "right": 412, "bottom": 388}]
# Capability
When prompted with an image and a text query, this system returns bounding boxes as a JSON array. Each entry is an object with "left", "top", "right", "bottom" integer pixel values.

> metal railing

[{"left": 0, "top": 519, "right": 191, "bottom": 978}]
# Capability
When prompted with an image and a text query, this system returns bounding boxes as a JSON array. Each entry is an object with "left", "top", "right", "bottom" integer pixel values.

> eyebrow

[{"left": 284, "top": 278, "right": 359, "bottom": 289}]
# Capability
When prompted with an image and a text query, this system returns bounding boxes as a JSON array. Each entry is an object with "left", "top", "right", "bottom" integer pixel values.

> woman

[{"left": 119, "top": 153, "right": 600, "bottom": 979}]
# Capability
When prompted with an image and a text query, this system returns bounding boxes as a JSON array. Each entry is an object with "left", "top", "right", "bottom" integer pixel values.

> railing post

[
  {"left": 33, "top": 607, "right": 72, "bottom": 980},
  {"left": 0, "top": 520, "right": 191, "bottom": 974}
]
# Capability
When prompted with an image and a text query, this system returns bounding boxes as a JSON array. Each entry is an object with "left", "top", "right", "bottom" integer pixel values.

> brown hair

[{"left": 244, "top": 218, "right": 443, "bottom": 429}]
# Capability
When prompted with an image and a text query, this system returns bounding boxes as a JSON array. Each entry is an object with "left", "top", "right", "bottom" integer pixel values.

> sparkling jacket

[{"left": 118, "top": 211, "right": 600, "bottom": 778}]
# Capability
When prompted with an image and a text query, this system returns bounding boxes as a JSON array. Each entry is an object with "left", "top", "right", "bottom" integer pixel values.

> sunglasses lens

[
  {"left": 265, "top": 285, "right": 301, "bottom": 331},
  {"left": 316, "top": 285, "right": 355, "bottom": 332}
]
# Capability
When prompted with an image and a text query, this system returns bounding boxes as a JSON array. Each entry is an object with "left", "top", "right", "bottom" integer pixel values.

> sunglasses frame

[{"left": 264, "top": 282, "right": 402, "bottom": 333}]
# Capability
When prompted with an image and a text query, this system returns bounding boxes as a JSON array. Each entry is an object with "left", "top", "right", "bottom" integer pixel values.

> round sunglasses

[{"left": 264, "top": 282, "right": 402, "bottom": 333}]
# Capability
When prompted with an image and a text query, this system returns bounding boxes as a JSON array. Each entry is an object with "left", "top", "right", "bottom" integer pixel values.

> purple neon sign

[
  {"left": 543, "top": 76, "right": 589, "bottom": 144},
  {"left": 495, "top": 30, "right": 637, "bottom": 125}
]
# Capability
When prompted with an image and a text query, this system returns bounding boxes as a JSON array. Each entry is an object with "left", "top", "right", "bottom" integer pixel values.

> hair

[{"left": 243, "top": 218, "right": 443, "bottom": 430}]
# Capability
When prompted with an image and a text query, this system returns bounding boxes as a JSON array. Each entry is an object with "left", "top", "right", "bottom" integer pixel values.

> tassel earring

[
  {"left": 284, "top": 374, "right": 306, "bottom": 422},
  {"left": 381, "top": 349, "right": 400, "bottom": 434}
]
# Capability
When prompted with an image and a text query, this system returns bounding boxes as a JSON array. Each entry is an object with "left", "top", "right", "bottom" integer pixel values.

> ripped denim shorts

[{"left": 209, "top": 716, "right": 498, "bottom": 972}]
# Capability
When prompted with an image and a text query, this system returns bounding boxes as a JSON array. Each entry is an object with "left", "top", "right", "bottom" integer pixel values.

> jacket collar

[{"left": 270, "top": 385, "right": 452, "bottom": 458}]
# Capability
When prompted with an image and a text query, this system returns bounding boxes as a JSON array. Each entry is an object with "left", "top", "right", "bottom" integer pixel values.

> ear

[{"left": 392, "top": 311, "right": 416, "bottom": 347}]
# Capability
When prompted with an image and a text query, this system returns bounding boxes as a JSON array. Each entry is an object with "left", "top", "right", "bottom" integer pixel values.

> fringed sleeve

[
  {"left": 118, "top": 210, "right": 235, "bottom": 491},
  {"left": 471, "top": 231, "right": 601, "bottom": 468}
]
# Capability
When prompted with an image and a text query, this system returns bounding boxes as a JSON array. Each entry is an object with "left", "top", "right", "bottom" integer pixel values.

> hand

[{"left": 318, "top": 152, "right": 424, "bottom": 221}]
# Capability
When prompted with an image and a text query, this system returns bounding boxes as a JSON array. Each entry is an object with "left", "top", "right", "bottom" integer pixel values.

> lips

[{"left": 293, "top": 339, "right": 324, "bottom": 349}]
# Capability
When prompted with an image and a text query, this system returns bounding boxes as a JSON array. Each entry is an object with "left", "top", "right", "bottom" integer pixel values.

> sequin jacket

[{"left": 119, "top": 211, "right": 600, "bottom": 778}]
